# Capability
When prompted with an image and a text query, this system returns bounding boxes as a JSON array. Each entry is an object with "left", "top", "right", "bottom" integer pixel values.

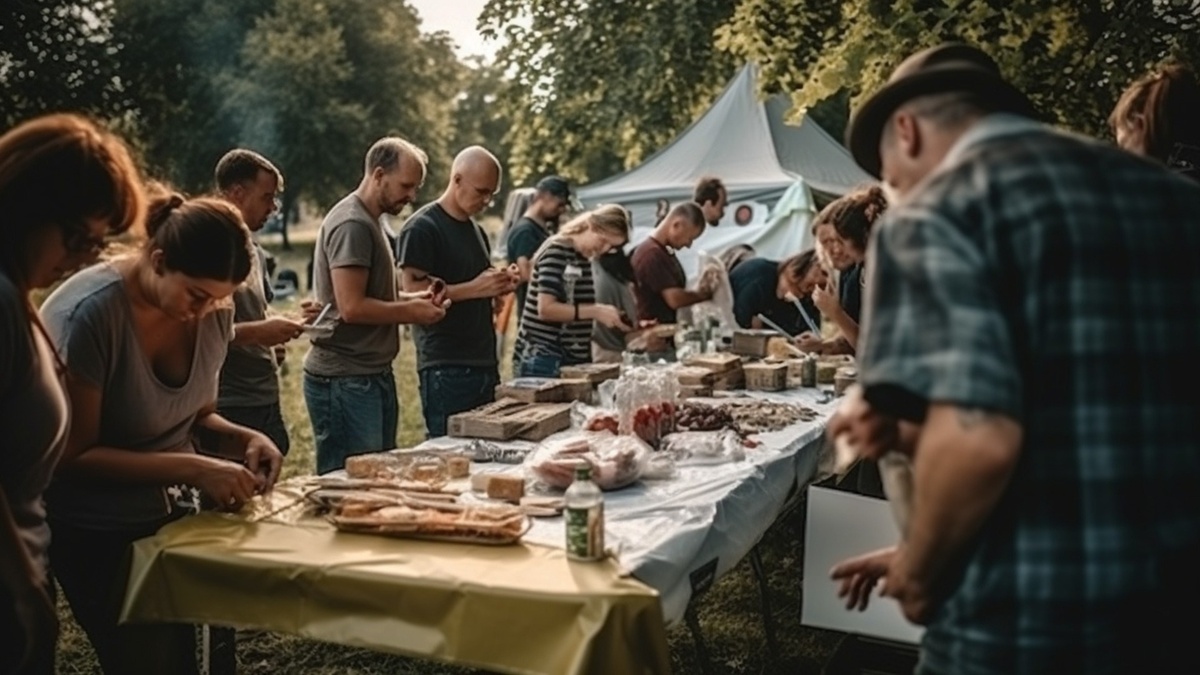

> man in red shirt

[{"left": 630, "top": 202, "right": 713, "bottom": 326}]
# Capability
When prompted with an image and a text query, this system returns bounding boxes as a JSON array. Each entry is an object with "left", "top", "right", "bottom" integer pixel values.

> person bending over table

[
  {"left": 729, "top": 249, "right": 826, "bottom": 335},
  {"left": 0, "top": 113, "right": 145, "bottom": 675},
  {"left": 797, "top": 186, "right": 888, "bottom": 355},
  {"left": 514, "top": 205, "right": 632, "bottom": 377},
  {"left": 41, "top": 191, "right": 284, "bottom": 675}
]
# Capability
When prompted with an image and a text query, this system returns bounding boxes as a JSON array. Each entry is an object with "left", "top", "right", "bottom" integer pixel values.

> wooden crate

[
  {"left": 558, "top": 363, "right": 621, "bottom": 384},
  {"left": 711, "top": 368, "right": 746, "bottom": 391},
  {"left": 682, "top": 352, "right": 743, "bottom": 374},
  {"left": 557, "top": 378, "right": 595, "bottom": 403},
  {"left": 679, "top": 383, "right": 713, "bottom": 398},
  {"left": 743, "top": 362, "right": 788, "bottom": 392},
  {"left": 730, "top": 330, "right": 777, "bottom": 358},
  {"left": 495, "top": 378, "right": 565, "bottom": 403},
  {"left": 448, "top": 399, "right": 572, "bottom": 441},
  {"left": 675, "top": 366, "right": 717, "bottom": 386}
]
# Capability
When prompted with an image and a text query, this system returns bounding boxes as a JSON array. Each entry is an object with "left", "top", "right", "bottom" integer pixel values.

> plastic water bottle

[{"left": 565, "top": 464, "right": 605, "bottom": 561}]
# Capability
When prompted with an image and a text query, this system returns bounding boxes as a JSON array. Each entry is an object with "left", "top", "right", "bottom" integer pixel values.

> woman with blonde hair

[
  {"left": 1110, "top": 61, "right": 1200, "bottom": 181},
  {"left": 40, "top": 189, "right": 284, "bottom": 674},
  {"left": 514, "top": 204, "right": 633, "bottom": 377},
  {"left": 0, "top": 113, "right": 145, "bottom": 675}
]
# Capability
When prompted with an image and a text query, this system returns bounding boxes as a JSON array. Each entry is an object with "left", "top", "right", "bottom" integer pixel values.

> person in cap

[
  {"left": 506, "top": 175, "right": 571, "bottom": 323},
  {"left": 828, "top": 43, "right": 1200, "bottom": 674}
]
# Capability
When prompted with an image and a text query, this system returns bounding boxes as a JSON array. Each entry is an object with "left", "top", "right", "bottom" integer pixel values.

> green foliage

[
  {"left": 717, "top": 0, "right": 1200, "bottom": 138},
  {"left": 480, "top": 0, "right": 741, "bottom": 186},
  {"left": 0, "top": 0, "right": 124, "bottom": 127}
]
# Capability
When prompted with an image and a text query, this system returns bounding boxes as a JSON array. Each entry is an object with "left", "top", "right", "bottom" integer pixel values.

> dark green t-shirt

[{"left": 505, "top": 216, "right": 548, "bottom": 319}]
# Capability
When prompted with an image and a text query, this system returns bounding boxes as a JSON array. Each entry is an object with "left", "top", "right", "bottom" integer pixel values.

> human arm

[
  {"left": 536, "top": 292, "right": 630, "bottom": 329},
  {"left": 0, "top": 485, "right": 56, "bottom": 672},
  {"left": 192, "top": 405, "right": 283, "bottom": 492},
  {"left": 333, "top": 266, "right": 445, "bottom": 325},
  {"left": 397, "top": 220, "right": 513, "bottom": 301},
  {"left": 230, "top": 316, "right": 305, "bottom": 346},
  {"left": 813, "top": 283, "right": 859, "bottom": 348},
  {"left": 661, "top": 286, "right": 712, "bottom": 310}
]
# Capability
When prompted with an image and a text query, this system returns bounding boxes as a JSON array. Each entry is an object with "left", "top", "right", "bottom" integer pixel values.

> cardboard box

[
  {"left": 557, "top": 363, "right": 621, "bottom": 384},
  {"left": 674, "top": 366, "right": 717, "bottom": 386},
  {"left": 711, "top": 368, "right": 746, "bottom": 391},
  {"left": 730, "top": 330, "right": 776, "bottom": 358},
  {"left": 448, "top": 398, "right": 572, "bottom": 441},
  {"left": 743, "top": 362, "right": 788, "bottom": 392},
  {"left": 679, "top": 384, "right": 713, "bottom": 398},
  {"left": 557, "top": 378, "right": 595, "bottom": 403},
  {"left": 495, "top": 378, "right": 564, "bottom": 403},
  {"left": 682, "top": 352, "right": 743, "bottom": 374}
]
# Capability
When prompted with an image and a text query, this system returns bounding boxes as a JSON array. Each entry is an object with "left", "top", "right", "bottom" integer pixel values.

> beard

[{"left": 382, "top": 197, "right": 408, "bottom": 216}]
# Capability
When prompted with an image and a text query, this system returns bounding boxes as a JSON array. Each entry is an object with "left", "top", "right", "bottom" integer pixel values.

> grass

[{"left": 53, "top": 219, "right": 848, "bottom": 674}]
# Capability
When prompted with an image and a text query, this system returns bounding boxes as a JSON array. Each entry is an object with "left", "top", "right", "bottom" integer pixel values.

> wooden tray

[
  {"left": 448, "top": 398, "right": 572, "bottom": 441},
  {"left": 558, "top": 363, "right": 621, "bottom": 384}
]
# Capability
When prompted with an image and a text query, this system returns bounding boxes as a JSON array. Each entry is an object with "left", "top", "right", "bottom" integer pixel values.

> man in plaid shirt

[{"left": 828, "top": 44, "right": 1200, "bottom": 673}]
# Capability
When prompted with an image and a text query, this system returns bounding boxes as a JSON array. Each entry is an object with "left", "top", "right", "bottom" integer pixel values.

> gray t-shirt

[
  {"left": 1, "top": 272, "right": 68, "bottom": 571},
  {"left": 40, "top": 263, "right": 233, "bottom": 530},
  {"left": 305, "top": 193, "right": 399, "bottom": 376},
  {"left": 591, "top": 261, "right": 637, "bottom": 353},
  {"left": 219, "top": 243, "right": 278, "bottom": 407}
]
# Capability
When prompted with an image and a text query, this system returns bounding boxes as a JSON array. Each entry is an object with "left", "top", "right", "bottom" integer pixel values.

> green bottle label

[{"left": 565, "top": 503, "right": 604, "bottom": 559}]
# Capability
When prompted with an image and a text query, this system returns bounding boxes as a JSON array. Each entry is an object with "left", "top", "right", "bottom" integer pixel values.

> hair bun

[
  {"left": 863, "top": 185, "right": 888, "bottom": 222},
  {"left": 145, "top": 191, "right": 185, "bottom": 238}
]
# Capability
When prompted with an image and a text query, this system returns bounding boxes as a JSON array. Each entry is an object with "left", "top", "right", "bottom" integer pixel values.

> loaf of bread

[{"left": 486, "top": 474, "right": 526, "bottom": 503}]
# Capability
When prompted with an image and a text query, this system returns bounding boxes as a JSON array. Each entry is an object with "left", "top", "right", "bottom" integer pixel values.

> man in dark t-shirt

[
  {"left": 631, "top": 202, "right": 712, "bottom": 324},
  {"left": 506, "top": 175, "right": 571, "bottom": 319},
  {"left": 397, "top": 146, "right": 516, "bottom": 438},
  {"left": 728, "top": 256, "right": 821, "bottom": 334}
]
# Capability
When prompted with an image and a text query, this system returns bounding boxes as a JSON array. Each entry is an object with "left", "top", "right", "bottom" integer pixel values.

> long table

[{"left": 120, "top": 388, "right": 837, "bottom": 674}]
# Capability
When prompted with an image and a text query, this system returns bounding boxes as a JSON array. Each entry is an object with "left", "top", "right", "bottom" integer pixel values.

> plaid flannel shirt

[{"left": 860, "top": 114, "right": 1200, "bottom": 674}]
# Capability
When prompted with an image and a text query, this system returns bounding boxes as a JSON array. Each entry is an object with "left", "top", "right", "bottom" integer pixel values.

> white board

[{"left": 801, "top": 485, "right": 924, "bottom": 644}]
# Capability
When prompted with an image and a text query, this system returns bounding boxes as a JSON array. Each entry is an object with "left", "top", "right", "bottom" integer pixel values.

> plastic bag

[
  {"left": 687, "top": 250, "right": 737, "bottom": 333},
  {"left": 527, "top": 432, "right": 652, "bottom": 491},
  {"left": 660, "top": 430, "right": 745, "bottom": 466}
]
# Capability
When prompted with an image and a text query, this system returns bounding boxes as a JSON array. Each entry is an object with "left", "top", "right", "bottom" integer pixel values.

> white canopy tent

[{"left": 576, "top": 64, "right": 873, "bottom": 278}]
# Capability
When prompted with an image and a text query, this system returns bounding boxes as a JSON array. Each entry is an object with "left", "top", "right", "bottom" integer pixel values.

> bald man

[{"left": 397, "top": 146, "right": 516, "bottom": 437}]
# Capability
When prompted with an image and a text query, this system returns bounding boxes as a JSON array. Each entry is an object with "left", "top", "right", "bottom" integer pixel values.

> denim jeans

[
  {"left": 216, "top": 402, "right": 290, "bottom": 456},
  {"left": 516, "top": 345, "right": 564, "bottom": 378},
  {"left": 418, "top": 366, "right": 500, "bottom": 438},
  {"left": 303, "top": 370, "right": 398, "bottom": 474}
]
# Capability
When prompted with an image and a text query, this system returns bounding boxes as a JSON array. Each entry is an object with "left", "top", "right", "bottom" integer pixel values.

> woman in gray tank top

[
  {"left": 0, "top": 114, "right": 144, "bottom": 675},
  {"left": 40, "top": 191, "right": 284, "bottom": 675}
]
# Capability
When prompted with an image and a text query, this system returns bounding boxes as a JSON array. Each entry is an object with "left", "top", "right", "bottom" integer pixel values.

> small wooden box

[
  {"left": 495, "top": 378, "right": 564, "bottom": 403},
  {"left": 558, "top": 363, "right": 621, "bottom": 384},
  {"left": 711, "top": 368, "right": 746, "bottom": 391},
  {"left": 448, "top": 399, "right": 572, "bottom": 441},
  {"left": 557, "top": 378, "right": 595, "bottom": 403},
  {"left": 682, "top": 352, "right": 743, "bottom": 374},
  {"left": 744, "top": 362, "right": 788, "bottom": 392},
  {"left": 730, "top": 330, "right": 776, "bottom": 358},
  {"left": 675, "top": 366, "right": 716, "bottom": 386},
  {"left": 679, "top": 384, "right": 713, "bottom": 398}
]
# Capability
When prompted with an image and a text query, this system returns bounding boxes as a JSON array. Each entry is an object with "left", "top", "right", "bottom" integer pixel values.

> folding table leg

[
  {"left": 684, "top": 604, "right": 716, "bottom": 675},
  {"left": 748, "top": 545, "right": 782, "bottom": 663}
]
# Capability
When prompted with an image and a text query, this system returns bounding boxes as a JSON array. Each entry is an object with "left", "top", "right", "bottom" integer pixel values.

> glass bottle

[{"left": 565, "top": 464, "right": 605, "bottom": 561}]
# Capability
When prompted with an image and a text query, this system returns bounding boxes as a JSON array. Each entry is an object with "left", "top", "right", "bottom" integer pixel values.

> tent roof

[{"left": 577, "top": 64, "right": 873, "bottom": 204}]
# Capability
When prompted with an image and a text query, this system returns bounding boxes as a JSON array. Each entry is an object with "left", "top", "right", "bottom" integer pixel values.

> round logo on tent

[{"left": 734, "top": 204, "right": 754, "bottom": 226}]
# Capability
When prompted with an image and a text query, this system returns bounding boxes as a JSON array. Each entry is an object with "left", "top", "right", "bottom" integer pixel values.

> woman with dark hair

[
  {"left": 729, "top": 249, "right": 826, "bottom": 334},
  {"left": 0, "top": 113, "right": 145, "bottom": 675},
  {"left": 799, "top": 186, "right": 888, "bottom": 354},
  {"left": 40, "top": 190, "right": 283, "bottom": 674},
  {"left": 1110, "top": 61, "right": 1200, "bottom": 181}
]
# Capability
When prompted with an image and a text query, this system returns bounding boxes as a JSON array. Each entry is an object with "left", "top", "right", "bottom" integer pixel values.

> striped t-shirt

[{"left": 514, "top": 240, "right": 596, "bottom": 364}]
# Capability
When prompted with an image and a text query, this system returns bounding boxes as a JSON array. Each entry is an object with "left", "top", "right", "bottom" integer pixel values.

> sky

[{"left": 409, "top": 0, "right": 500, "bottom": 62}]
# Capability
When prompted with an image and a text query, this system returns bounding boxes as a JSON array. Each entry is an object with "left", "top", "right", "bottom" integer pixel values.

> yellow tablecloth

[{"left": 121, "top": 512, "right": 671, "bottom": 675}]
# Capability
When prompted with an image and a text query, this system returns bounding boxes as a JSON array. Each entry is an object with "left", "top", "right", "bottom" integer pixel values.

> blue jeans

[
  {"left": 303, "top": 370, "right": 398, "bottom": 474},
  {"left": 418, "top": 366, "right": 499, "bottom": 438},
  {"left": 516, "top": 345, "right": 564, "bottom": 378}
]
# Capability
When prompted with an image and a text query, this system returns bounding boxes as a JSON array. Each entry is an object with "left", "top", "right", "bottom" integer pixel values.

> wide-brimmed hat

[{"left": 846, "top": 43, "right": 1038, "bottom": 178}]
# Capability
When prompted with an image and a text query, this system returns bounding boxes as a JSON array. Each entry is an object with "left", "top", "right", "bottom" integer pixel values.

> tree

[
  {"left": 480, "top": 0, "right": 740, "bottom": 185},
  {"left": 716, "top": 0, "right": 1200, "bottom": 139},
  {"left": 1, "top": 0, "right": 124, "bottom": 127},
  {"left": 451, "top": 57, "right": 516, "bottom": 213}
]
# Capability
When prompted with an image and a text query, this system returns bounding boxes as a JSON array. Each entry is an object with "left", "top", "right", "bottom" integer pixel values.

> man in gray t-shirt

[
  {"left": 304, "top": 138, "right": 446, "bottom": 473},
  {"left": 212, "top": 149, "right": 305, "bottom": 455}
]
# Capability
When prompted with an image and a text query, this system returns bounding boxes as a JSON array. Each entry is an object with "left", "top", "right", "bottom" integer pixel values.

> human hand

[
  {"left": 826, "top": 384, "right": 902, "bottom": 462},
  {"left": 400, "top": 295, "right": 448, "bottom": 325},
  {"left": 592, "top": 304, "right": 633, "bottom": 331},
  {"left": 428, "top": 277, "right": 448, "bottom": 306},
  {"left": 795, "top": 331, "right": 824, "bottom": 353},
  {"left": 812, "top": 283, "right": 839, "bottom": 316},
  {"left": 192, "top": 455, "right": 259, "bottom": 511},
  {"left": 260, "top": 316, "right": 306, "bottom": 346},
  {"left": 881, "top": 548, "right": 935, "bottom": 625},
  {"left": 506, "top": 263, "right": 522, "bottom": 285},
  {"left": 830, "top": 546, "right": 897, "bottom": 612},
  {"left": 476, "top": 267, "right": 516, "bottom": 298},
  {"left": 299, "top": 299, "right": 324, "bottom": 323},
  {"left": 272, "top": 344, "right": 286, "bottom": 367},
  {"left": 242, "top": 431, "right": 283, "bottom": 493}
]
